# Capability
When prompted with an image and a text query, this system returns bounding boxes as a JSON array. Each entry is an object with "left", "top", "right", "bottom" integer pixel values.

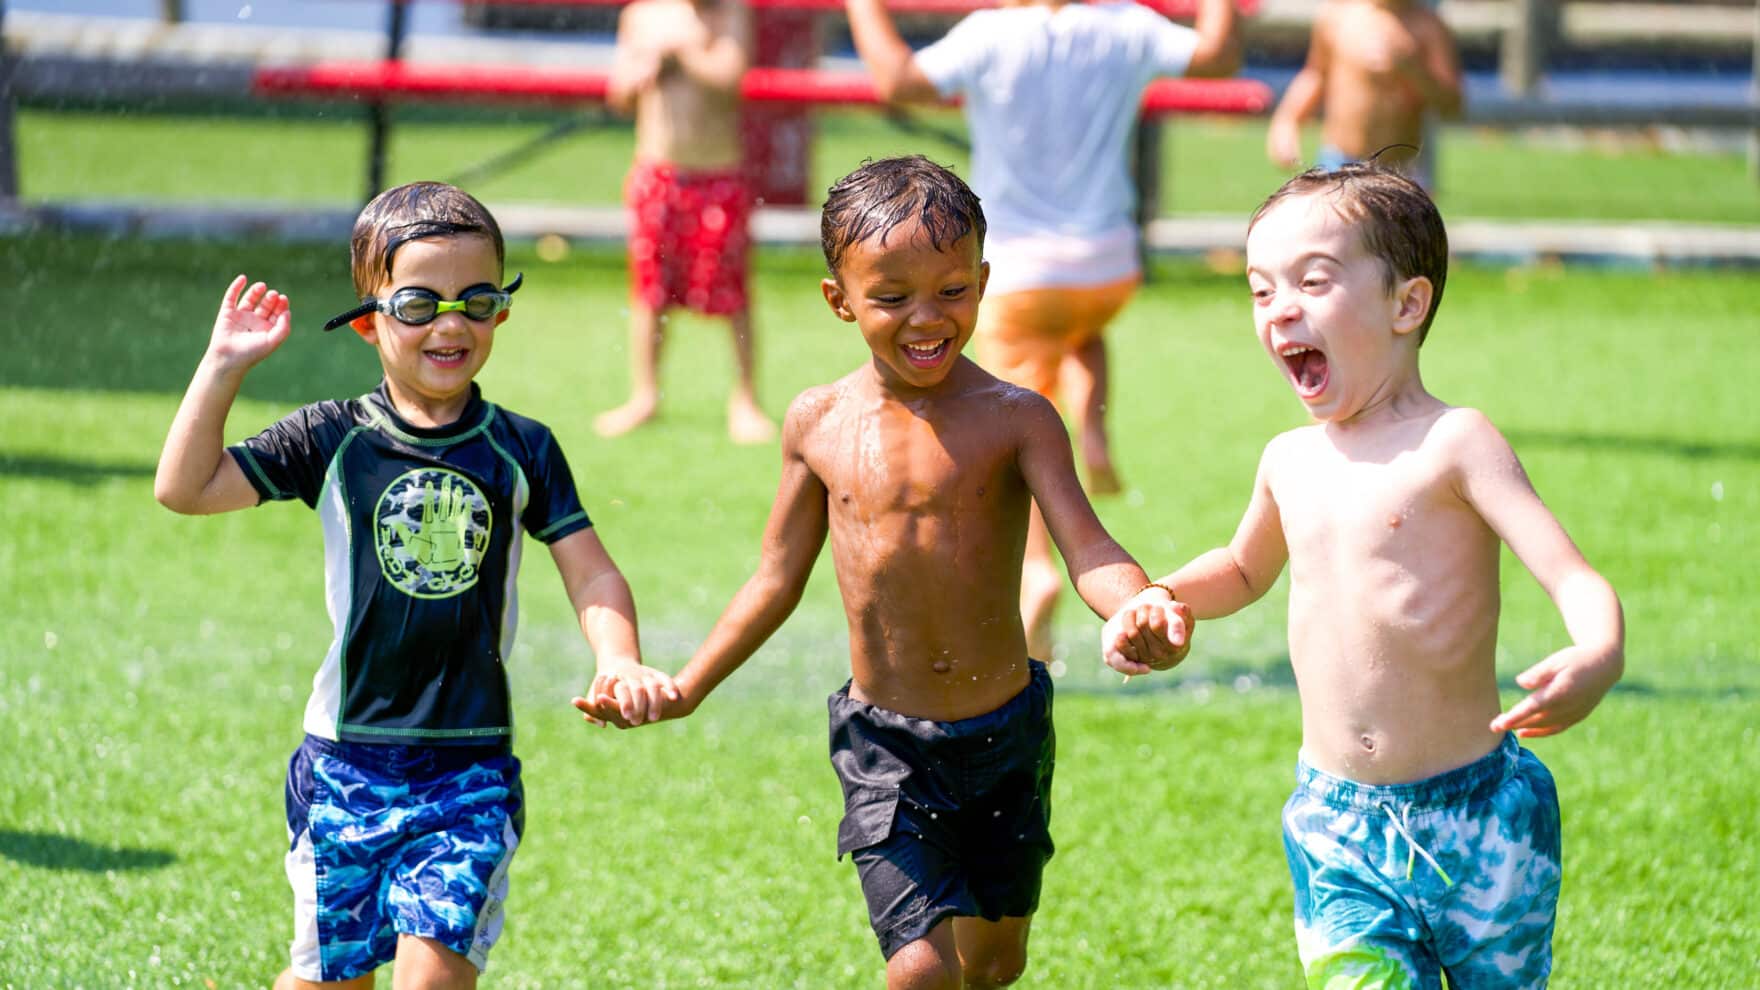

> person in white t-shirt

[{"left": 847, "top": 0, "right": 1242, "bottom": 663}]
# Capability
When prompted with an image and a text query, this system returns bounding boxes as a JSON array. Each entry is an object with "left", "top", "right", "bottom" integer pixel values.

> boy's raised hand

[
  {"left": 1101, "top": 595, "right": 1196, "bottom": 677},
  {"left": 1490, "top": 643, "right": 1624, "bottom": 738},
  {"left": 571, "top": 664, "right": 682, "bottom": 729},
  {"left": 209, "top": 275, "right": 292, "bottom": 371}
]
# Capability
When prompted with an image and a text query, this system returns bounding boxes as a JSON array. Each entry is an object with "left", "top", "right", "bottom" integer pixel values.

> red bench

[
  {"left": 254, "top": 63, "right": 1272, "bottom": 116},
  {"left": 388, "top": 0, "right": 1254, "bottom": 16},
  {"left": 254, "top": 0, "right": 1270, "bottom": 207}
]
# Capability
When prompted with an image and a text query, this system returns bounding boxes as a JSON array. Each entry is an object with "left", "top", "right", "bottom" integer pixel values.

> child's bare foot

[
  {"left": 727, "top": 398, "right": 776, "bottom": 445},
  {"left": 1085, "top": 459, "right": 1123, "bottom": 497},
  {"left": 595, "top": 397, "right": 658, "bottom": 438}
]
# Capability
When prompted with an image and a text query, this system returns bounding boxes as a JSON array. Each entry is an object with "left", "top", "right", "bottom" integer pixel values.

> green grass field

[
  {"left": 16, "top": 105, "right": 1760, "bottom": 224},
  {"left": 2, "top": 221, "right": 1756, "bottom": 987},
  {"left": 4, "top": 106, "right": 1760, "bottom": 986}
]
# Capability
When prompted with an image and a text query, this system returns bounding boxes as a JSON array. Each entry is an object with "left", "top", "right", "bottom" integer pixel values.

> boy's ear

[
  {"left": 978, "top": 259, "right": 990, "bottom": 300},
  {"left": 1391, "top": 276, "right": 1433, "bottom": 337},
  {"left": 495, "top": 310, "right": 511, "bottom": 327},
  {"left": 821, "top": 277, "right": 856, "bottom": 323},
  {"left": 349, "top": 314, "right": 378, "bottom": 342}
]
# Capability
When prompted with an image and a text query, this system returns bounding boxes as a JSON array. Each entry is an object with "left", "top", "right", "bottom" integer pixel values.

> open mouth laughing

[{"left": 1278, "top": 342, "right": 1329, "bottom": 398}]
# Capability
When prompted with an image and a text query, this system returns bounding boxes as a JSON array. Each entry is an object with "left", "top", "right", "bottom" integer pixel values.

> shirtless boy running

[
  {"left": 585, "top": 156, "right": 1192, "bottom": 990},
  {"left": 1106, "top": 164, "right": 1623, "bottom": 988}
]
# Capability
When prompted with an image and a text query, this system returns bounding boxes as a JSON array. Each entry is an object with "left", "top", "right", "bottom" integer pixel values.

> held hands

[
  {"left": 207, "top": 275, "right": 292, "bottom": 372},
  {"left": 571, "top": 663, "right": 683, "bottom": 729},
  {"left": 1101, "top": 591, "right": 1196, "bottom": 677},
  {"left": 1490, "top": 643, "right": 1624, "bottom": 738}
]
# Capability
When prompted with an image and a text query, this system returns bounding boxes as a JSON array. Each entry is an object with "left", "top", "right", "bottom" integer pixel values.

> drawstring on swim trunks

[{"left": 1381, "top": 802, "right": 1455, "bottom": 887}]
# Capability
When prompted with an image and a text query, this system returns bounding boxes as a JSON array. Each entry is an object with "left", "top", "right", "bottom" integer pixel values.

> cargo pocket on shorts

[{"left": 836, "top": 787, "right": 900, "bottom": 861}]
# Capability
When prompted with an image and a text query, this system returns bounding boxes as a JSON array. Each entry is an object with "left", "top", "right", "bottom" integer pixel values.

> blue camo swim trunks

[
  {"left": 1282, "top": 733, "right": 1561, "bottom": 989},
  {"left": 284, "top": 735, "right": 524, "bottom": 981}
]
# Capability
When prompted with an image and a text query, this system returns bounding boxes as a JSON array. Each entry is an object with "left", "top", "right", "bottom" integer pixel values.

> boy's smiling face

[
  {"left": 821, "top": 219, "right": 988, "bottom": 393},
  {"left": 1245, "top": 193, "right": 1431, "bottom": 424},
  {"left": 352, "top": 233, "right": 507, "bottom": 423}
]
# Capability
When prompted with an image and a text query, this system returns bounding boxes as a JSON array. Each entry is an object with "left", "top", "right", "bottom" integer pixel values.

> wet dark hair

[
  {"left": 1248, "top": 160, "right": 1449, "bottom": 343},
  {"left": 349, "top": 181, "right": 505, "bottom": 298},
  {"left": 820, "top": 155, "right": 986, "bottom": 275}
]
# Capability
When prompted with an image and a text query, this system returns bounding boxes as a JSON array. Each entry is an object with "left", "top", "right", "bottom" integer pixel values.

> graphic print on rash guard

[
  {"left": 229, "top": 383, "right": 592, "bottom": 745},
  {"left": 375, "top": 468, "right": 493, "bottom": 598}
]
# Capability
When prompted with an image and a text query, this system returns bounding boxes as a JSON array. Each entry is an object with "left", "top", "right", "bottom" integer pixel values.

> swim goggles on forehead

[{"left": 323, "top": 273, "right": 523, "bottom": 331}]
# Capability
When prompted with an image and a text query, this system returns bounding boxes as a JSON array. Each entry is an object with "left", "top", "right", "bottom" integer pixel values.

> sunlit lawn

[
  {"left": 16, "top": 105, "right": 1760, "bottom": 225},
  {"left": 1, "top": 222, "right": 1756, "bottom": 987}
]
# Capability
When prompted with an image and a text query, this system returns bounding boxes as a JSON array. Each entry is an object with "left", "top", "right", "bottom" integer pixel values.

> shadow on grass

[
  {"left": 4, "top": 229, "right": 832, "bottom": 404},
  {"left": 1059, "top": 655, "right": 1300, "bottom": 699},
  {"left": 0, "top": 451, "right": 155, "bottom": 486},
  {"left": 0, "top": 829, "right": 176, "bottom": 872},
  {"left": 1507, "top": 428, "right": 1760, "bottom": 463},
  {"left": 1062, "top": 654, "right": 1752, "bottom": 703},
  {"left": 7, "top": 231, "right": 385, "bottom": 403}
]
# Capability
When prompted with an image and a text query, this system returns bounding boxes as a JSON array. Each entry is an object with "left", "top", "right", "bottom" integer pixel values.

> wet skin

[
  {"left": 672, "top": 223, "right": 1162, "bottom": 722},
  {"left": 1149, "top": 192, "right": 1623, "bottom": 784}
]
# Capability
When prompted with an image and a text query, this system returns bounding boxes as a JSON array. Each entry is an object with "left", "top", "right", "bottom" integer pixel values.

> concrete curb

[{"left": 7, "top": 199, "right": 1759, "bottom": 268}]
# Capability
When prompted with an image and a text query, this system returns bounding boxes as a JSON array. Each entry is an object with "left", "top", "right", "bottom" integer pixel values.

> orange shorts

[{"left": 975, "top": 276, "right": 1140, "bottom": 398}]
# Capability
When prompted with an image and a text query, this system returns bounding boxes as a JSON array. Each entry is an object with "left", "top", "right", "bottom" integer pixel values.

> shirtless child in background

[
  {"left": 1266, "top": 0, "right": 1462, "bottom": 184},
  {"left": 1105, "top": 164, "right": 1622, "bottom": 988},
  {"left": 598, "top": 0, "right": 776, "bottom": 444},
  {"left": 585, "top": 156, "right": 1192, "bottom": 990}
]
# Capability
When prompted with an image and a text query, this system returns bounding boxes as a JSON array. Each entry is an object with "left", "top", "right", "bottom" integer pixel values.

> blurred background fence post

[
  {"left": 158, "top": 0, "right": 184, "bottom": 24},
  {"left": 0, "top": 0, "right": 15, "bottom": 202},
  {"left": 1133, "top": 118, "right": 1164, "bottom": 279},
  {"left": 367, "top": 0, "right": 412, "bottom": 203},
  {"left": 1501, "top": 0, "right": 1558, "bottom": 97}
]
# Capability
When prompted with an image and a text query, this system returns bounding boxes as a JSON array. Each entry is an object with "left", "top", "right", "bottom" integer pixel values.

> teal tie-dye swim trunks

[{"left": 1282, "top": 733, "right": 1561, "bottom": 989}]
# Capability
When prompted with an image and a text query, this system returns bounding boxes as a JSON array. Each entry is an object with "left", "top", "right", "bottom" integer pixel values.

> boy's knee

[
  {"left": 964, "top": 952, "right": 1028, "bottom": 989},
  {"left": 886, "top": 940, "right": 961, "bottom": 990}
]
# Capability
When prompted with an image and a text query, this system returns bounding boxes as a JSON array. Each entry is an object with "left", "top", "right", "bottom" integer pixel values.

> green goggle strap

[{"left": 323, "top": 272, "right": 524, "bottom": 332}]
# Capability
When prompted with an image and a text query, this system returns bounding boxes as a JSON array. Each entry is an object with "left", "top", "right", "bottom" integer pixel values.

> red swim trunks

[{"left": 624, "top": 160, "right": 752, "bottom": 316}]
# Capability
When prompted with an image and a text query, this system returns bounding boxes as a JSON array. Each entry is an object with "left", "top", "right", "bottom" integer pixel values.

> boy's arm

[
  {"left": 1159, "top": 445, "right": 1288, "bottom": 620},
  {"left": 606, "top": 3, "right": 658, "bottom": 112},
  {"left": 1397, "top": 11, "right": 1463, "bottom": 119},
  {"left": 667, "top": 0, "right": 750, "bottom": 93},
  {"left": 1449, "top": 411, "right": 1623, "bottom": 738},
  {"left": 1182, "top": 0, "right": 1243, "bottom": 79},
  {"left": 554, "top": 528, "right": 680, "bottom": 728},
  {"left": 154, "top": 276, "right": 292, "bottom": 515},
  {"left": 1099, "top": 444, "right": 1288, "bottom": 675},
  {"left": 1266, "top": 20, "right": 1329, "bottom": 168},
  {"left": 1012, "top": 398, "right": 1191, "bottom": 671},
  {"left": 667, "top": 396, "right": 832, "bottom": 716},
  {"left": 845, "top": 0, "right": 943, "bottom": 103}
]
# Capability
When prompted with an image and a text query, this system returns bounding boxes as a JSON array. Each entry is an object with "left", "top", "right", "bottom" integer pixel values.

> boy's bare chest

[
  {"left": 1332, "top": 7, "right": 1422, "bottom": 69},
  {"left": 1273, "top": 446, "right": 1465, "bottom": 556},
  {"left": 810, "top": 415, "right": 1019, "bottom": 518},
  {"left": 631, "top": 2, "right": 712, "bottom": 44}
]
